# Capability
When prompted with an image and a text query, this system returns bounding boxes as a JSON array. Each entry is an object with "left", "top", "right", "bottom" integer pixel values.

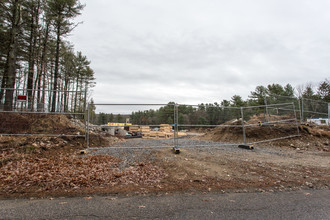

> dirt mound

[
  {"left": 216, "top": 123, "right": 329, "bottom": 141},
  {"left": 246, "top": 113, "right": 294, "bottom": 125},
  {"left": 0, "top": 113, "right": 118, "bottom": 151},
  {"left": 200, "top": 116, "right": 299, "bottom": 143},
  {"left": 0, "top": 113, "right": 83, "bottom": 135},
  {"left": 198, "top": 114, "right": 330, "bottom": 151}
]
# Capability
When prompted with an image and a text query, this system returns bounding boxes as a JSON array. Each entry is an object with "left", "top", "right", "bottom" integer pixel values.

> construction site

[{"left": 0, "top": 101, "right": 329, "bottom": 198}]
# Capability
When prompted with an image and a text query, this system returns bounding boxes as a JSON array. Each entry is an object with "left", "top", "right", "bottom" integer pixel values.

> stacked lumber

[
  {"left": 141, "top": 126, "right": 151, "bottom": 139},
  {"left": 160, "top": 124, "right": 172, "bottom": 133},
  {"left": 142, "top": 131, "right": 161, "bottom": 139},
  {"left": 126, "top": 124, "right": 187, "bottom": 139},
  {"left": 129, "top": 126, "right": 140, "bottom": 132},
  {"left": 142, "top": 131, "right": 187, "bottom": 139},
  {"left": 140, "top": 126, "right": 151, "bottom": 133},
  {"left": 165, "top": 132, "right": 174, "bottom": 139}
]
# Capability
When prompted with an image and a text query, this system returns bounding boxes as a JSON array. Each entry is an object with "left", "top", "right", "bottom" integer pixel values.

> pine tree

[{"left": 46, "top": 0, "right": 84, "bottom": 112}]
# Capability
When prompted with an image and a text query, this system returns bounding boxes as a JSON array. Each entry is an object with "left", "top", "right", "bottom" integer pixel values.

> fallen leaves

[{"left": 0, "top": 154, "right": 167, "bottom": 194}]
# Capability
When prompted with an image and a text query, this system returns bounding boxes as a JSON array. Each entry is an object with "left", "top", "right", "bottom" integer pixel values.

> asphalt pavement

[{"left": 0, "top": 189, "right": 329, "bottom": 220}]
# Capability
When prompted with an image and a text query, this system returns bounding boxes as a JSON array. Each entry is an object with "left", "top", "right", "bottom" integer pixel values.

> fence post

[
  {"left": 301, "top": 98, "right": 304, "bottom": 122},
  {"left": 297, "top": 98, "right": 302, "bottom": 124},
  {"left": 292, "top": 102, "right": 300, "bottom": 136},
  {"left": 241, "top": 107, "right": 247, "bottom": 145},
  {"left": 328, "top": 103, "right": 330, "bottom": 126},
  {"left": 173, "top": 103, "right": 179, "bottom": 149},
  {"left": 84, "top": 89, "right": 87, "bottom": 112},
  {"left": 86, "top": 103, "right": 90, "bottom": 148},
  {"left": 264, "top": 94, "right": 269, "bottom": 122}
]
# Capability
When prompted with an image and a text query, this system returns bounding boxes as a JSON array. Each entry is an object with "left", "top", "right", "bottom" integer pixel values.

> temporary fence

[
  {"left": 0, "top": 88, "right": 87, "bottom": 138},
  {"left": 264, "top": 94, "right": 329, "bottom": 122},
  {"left": 87, "top": 104, "right": 177, "bottom": 149},
  {"left": 301, "top": 98, "right": 329, "bottom": 120},
  {"left": 175, "top": 102, "right": 300, "bottom": 148},
  {"left": 264, "top": 94, "right": 302, "bottom": 120},
  {"left": 0, "top": 88, "right": 86, "bottom": 113},
  {"left": 87, "top": 102, "right": 300, "bottom": 149}
]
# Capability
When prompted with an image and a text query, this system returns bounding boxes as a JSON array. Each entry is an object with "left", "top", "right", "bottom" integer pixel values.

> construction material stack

[
  {"left": 128, "top": 124, "right": 187, "bottom": 139},
  {"left": 160, "top": 124, "right": 172, "bottom": 132},
  {"left": 140, "top": 126, "right": 150, "bottom": 133},
  {"left": 129, "top": 126, "right": 140, "bottom": 132},
  {"left": 160, "top": 124, "right": 174, "bottom": 139}
]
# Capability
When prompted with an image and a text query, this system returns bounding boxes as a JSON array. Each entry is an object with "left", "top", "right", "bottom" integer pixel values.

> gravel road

[{"left": 89, "top": 138, "right": 298, "bottom": 170}]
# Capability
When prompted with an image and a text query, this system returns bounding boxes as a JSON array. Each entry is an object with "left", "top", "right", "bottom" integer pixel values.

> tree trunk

[
  {"left": 63, "top": 76, "right": 69, "bottom": 112},
  {"left": 74, "top": 76, "right": 79, "bottom": 113},
  {"left": 39, "top": 22, "right": 50, "bottom": 110},
  {"left": 48, "top": 60, "right": 54, "bottom": 112},
  {"left": 78, "top": 77, "right": 83, "bottom": 112},
  {"left": 4, "top": 0, "right": 21, "bottom": 111},
  {"left": 27, "top": 9, "right": 35, "bottom": 110},
  {"left": 51, "top": 21, "right": 61, "bottom": 112},
  {"left": 0, "top": 69, "right": 7, "bottom": 105},
  {"left": 28, "top": 0, "right": 41, "bottom": 111}
]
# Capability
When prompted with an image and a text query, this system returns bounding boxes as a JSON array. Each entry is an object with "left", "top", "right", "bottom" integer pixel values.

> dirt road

[{"left": 89, "top": 138, "right": 329, "bottom": 193}]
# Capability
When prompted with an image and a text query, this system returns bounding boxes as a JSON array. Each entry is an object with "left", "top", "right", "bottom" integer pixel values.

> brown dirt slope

[
  {"left": 0, "top": 113, "right": 83, "bottom": 135},
  {"left": 198, "top": 114, "right": 330, "bottom": 151},
  {"left": 0, "top": 113, "right": 119, "bottom": 151}
]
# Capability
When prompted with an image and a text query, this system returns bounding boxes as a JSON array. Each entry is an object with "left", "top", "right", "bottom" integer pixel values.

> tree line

[
  {"left": 0, "top": 0, "right": 95, "bottom": 112},
  {"left": 91, "top": 80, "right": 329, "bottom": 125}
]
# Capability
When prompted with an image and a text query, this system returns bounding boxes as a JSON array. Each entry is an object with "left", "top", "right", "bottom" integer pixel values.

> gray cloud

[{"left": 70, "top": 0, "right": 330, "bottom": 107}]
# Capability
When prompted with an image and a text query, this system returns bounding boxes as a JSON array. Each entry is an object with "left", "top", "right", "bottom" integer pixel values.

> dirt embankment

[
  {"left": 0, "top": 113, "right": 120, "bottom": 151},
  {"left": 197, "top": 114, "right": 330, "bottom": 151}
]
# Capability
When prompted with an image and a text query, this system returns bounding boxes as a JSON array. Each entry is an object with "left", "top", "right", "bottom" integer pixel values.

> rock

[{"left": 305, "top": 182, "right": 313, "bottom": 188}]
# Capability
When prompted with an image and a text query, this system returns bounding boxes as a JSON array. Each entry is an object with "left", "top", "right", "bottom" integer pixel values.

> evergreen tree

[
  {"left": 47, "top": 0, "right": 84, "bottom": 112},
  {"left": 317, "top": 79, "right": 330, "bottom": 102}
]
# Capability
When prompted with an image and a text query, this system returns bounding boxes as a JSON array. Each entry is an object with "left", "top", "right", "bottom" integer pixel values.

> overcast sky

[{"left": 69, "top": 0, "right": 330, "bottom": 109}]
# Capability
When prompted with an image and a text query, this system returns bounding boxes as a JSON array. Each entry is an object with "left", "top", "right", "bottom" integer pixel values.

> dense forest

[
  {"left": 0, "top": 0, "right": 95, "bottom": 112},
  {"left": 93, "top": 81, "right": 330, "bottom": 125}
]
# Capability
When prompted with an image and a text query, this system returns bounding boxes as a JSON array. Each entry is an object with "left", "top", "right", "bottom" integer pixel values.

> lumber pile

[
  {"left": 127, "top": 124, "right": 186, "bottom": 139},
  {"left": 143, "top": 131, "right": 165, "bottom": 139},
  {"left": 160, "top": 124, "right": 172, "bottom": 133},
  {"left": 140, "top": 126, "right": 151, "bottom": 133},
  {"left": 128, "top": 126, "right": 140, "bottom": 132},
  {"left": 128, "top": 125, "right": 150, "bottom": 133},
  {"left": 142, "top": 131, "right": 179, "bottom": 139}
]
